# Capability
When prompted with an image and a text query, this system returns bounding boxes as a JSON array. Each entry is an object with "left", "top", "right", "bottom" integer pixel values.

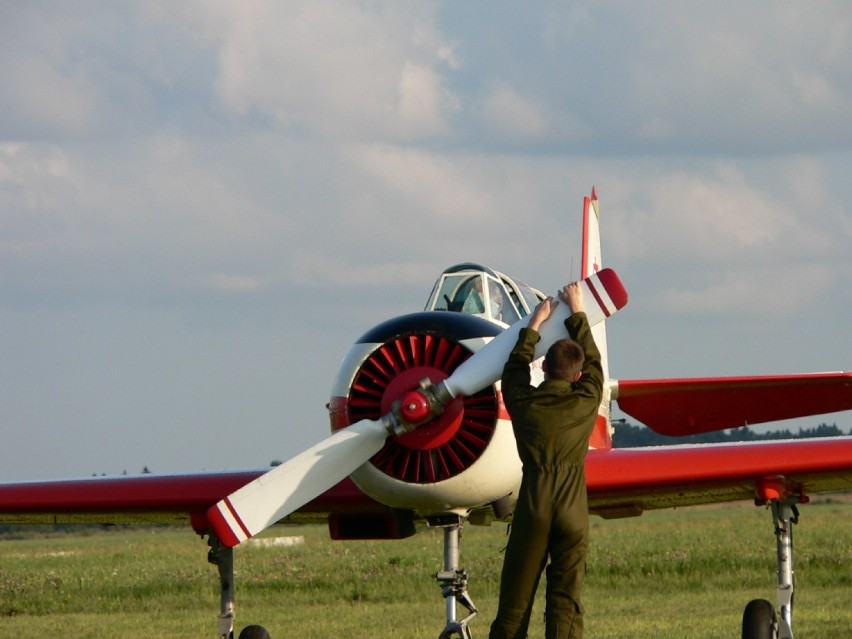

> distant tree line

[
  {"left": 612, "top": 422, "right": 848, "bottom": 448},
  {"left": 91, "top": 466, "right": 152, "bottom": 477}
]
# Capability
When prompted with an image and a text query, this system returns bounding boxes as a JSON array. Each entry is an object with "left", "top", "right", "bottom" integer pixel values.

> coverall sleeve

[
  {"left": 500, "top": 327, "right": 541, "bottom": 411},
  {"left": 564, "top": 311, "right": 604, "bottom": 399}
]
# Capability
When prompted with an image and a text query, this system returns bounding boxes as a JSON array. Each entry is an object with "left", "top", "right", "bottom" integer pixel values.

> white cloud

[
  {"left": 0, "top": 6, "right": 102, "bottom": 138},
  {"left": 657, "top": 263, "right": 833, "bottom": 317},
  {"left": 602, "top": 163, "right": 837, "bottom": 267},
  {"left": 348, "top": 145, "right": 495, "bottom": 222},
  {"left": 397, "top": 62, "right": 455, "bottom": 136},
  {"left": 516, "top": 2, "right": 852, "bottom": 154},
  {"left": 791, "top": 71, "right": 844, "bottom": 111},
  {"left": 0, "top": 57, "right": 99, "bottom": 138},
  {"left": 0, "top": 143, "right": 89, "bottom": 257},
  {"left": 185, "top": 1, "right": 459, "bottom": 142},
  {"left": 482, "top": 84, "right": 548, "bottom": 140}
]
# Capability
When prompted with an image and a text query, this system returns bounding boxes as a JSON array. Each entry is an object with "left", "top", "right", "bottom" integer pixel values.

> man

[{"left": 489, "top": 281, "right": 604, "bottom": 639}]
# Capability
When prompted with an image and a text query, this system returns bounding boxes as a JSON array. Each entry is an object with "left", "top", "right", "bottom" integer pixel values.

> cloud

[
  {"left": 0, "top": 135, "right": 301, "bottom": 306},
  {"left": 602, "top": 163, "right": 838, "bottom": 266},
  {"left": 1, "top": 2, "right": 851, "bottom": 481},
  {"left": 481, "top": 84, "right": 549, "bottom": 140},
  {"left": 397, "top": 62, "right": 455, "bottom": 136},
  {"left": 206, "top": 273, "right": 269, "bottom": 293},
  {"left": 0, "top": 5, "right": 102, "bottom": 139},
  {"left": 657, "top": 263, "right": 833, "bottom": 317},
  {"left": 445, "top": 2, "right": 852, "bottom": 155},
  {"left": 0, "top": 57, "right": 100, "bottom": 138},
  {"left": 187, "top": 1, "right": 458, "bottom": 142}
]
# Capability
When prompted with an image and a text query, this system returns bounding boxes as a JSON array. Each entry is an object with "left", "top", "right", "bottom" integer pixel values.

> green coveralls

[{"left": 489, "top": 312, "right": 603, "bottom": 639}]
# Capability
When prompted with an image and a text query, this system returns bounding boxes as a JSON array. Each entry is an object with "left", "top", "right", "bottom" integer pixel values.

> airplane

[{"left": 1, "top": 189, "right": 850, "bottom": 639}]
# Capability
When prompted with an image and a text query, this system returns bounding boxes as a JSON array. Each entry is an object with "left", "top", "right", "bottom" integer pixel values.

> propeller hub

[
  {"left": 400, "top": 390, "right": 432, "bottom": 424},
  {"left": 378, "top": 367, "right": 463, "bottom": 448},
  {"left": 335, "top": 319, "right": 501, "bottom": 483}
]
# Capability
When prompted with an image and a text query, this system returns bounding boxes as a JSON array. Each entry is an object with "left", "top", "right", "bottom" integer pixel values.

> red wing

[
  {"left": 587, "top": 436, "right": 852, "bottom": 518},
  {"left": 0, "top": 471, "right": 385, "bottom": 529},
  {"left": 616, "top": 372, "right": 852, "bottom": 436},
  {"left": 4, "top": 440, "right": 852, "bottom": 526}
]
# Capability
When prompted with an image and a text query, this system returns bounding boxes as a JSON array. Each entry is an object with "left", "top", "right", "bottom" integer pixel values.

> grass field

[{"left": 1, "top": 499, "right": 850, "bottom": 638}]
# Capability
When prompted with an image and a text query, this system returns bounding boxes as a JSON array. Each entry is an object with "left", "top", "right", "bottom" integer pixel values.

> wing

[
  {"left": 616, "top": 372, "right": 852, "bottom": 436},
  {"left": 0, "top": 471, "right": 390, "bottom": 530},
  {"left": 587, "top": 436, "right": 852, "bottom": 518}
]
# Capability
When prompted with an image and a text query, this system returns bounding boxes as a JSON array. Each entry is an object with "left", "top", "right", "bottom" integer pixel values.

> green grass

[{"left": 0, "top": 499, "right": 850, "bottom": 638}]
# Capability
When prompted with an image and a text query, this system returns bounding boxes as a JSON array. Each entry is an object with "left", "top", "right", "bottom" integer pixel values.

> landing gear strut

[
  {"left": 432, "top": 515, "right": 479, "bottom": 639},
  {"left": 208, "top": 533, "right": 237, "bottom": 639},
  {"left": 208, "top": 533, "right": 271, "bottom": 639},
  {"left": 742, "top": 478, "right": 807, "bottom": 639}
]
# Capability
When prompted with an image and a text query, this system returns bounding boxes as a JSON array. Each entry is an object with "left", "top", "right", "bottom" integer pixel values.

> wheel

[
  {"left": 238, "top": 625, "right": 271, "bottom": 639},
  {"left": 742, "top": 599, "right": 776, "bottom": 639}
]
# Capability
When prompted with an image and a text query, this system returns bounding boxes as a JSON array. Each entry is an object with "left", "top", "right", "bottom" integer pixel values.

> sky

[{"left": 1, "top": 1, "right": 850, "bottom": 482}]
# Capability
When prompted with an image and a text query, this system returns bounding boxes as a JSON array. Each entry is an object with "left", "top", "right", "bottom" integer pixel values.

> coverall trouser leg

[
  {"left": 489, "top": 468, "right": 588, "bottom": 639},
  {"left": 544, "top": 466, "right": 588, "bottom": 639},
  {"left": 489, "top": 486, "right": 549, "bottom": 639}
]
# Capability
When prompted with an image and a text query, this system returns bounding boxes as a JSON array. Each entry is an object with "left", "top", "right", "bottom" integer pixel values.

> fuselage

[{"left": 328, "top": 263, "right": 613, "bottom": 519}]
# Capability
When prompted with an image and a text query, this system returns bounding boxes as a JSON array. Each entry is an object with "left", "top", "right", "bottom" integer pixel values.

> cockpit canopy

[{"left": 424, "top": 263, "right": 547, "bottom": 326}]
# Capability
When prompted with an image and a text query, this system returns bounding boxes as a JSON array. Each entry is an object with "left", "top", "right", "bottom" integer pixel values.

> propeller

[{"left": 208, "top": 268, "right": 627, "bottom": 546}]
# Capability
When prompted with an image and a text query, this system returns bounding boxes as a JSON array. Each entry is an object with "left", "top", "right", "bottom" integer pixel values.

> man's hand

[
  {"left": 558, "top": 282, "right": 585, "bottom": 314},
  {"left": 528, "top": 297, "right": 558, "bottom": 332}
]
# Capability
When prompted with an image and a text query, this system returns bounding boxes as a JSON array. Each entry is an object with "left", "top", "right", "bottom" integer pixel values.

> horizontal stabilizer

[{"left": 616, "top": 372, "right": 852, "bottom": 436}]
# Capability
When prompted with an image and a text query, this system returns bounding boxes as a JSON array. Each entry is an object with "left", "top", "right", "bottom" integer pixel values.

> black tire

[
  {"left": 239, "top": 625, "right": 271, "bottom": 639},
  {"left": 742, "top": 599, "right": 776, "bottom": 639}
]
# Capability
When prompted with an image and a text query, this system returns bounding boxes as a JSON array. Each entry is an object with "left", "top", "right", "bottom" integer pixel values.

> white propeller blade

[
  {"left": 207, "top": 418, "right": 387, "bottom": 547},
  {"left": 208, "top": 268, "right": 627, "bottom": 546},
  {"left": 444, "top": 268, "right": 626, "bottom": 398}
]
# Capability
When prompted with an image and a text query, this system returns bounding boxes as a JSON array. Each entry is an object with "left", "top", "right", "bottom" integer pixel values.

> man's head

[{"left": 543, "top": 338, "right": 584, "bottom": 382}]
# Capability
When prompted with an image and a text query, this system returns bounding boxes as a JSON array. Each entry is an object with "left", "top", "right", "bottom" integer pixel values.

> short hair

[{"left": 543, "top": 338, "right": 585, "bottom": 381}]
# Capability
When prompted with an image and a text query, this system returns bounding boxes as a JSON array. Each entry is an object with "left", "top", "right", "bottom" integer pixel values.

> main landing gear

[
  {"left": 207, "top": 534, "right": 271, "bottom": 639},
  {"left": 206, "top": 518, "right": 480, "bottom": 639},
  {"left": 741, "top": 477, "right": 807, "bottom": 639},
  {"left": 204, "top": 517, "right": 482, "bottom": 639},
  {"left": 431, "top": 514, "right": 479, "bottom": 639}
]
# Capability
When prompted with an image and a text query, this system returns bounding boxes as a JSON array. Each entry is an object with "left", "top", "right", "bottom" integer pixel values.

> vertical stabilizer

[
  {"left": 581, "top": 187, "right": 603, "bottom": 280},
  {"left": 581, "top": 188, "right": 613, "bottom": 450}
]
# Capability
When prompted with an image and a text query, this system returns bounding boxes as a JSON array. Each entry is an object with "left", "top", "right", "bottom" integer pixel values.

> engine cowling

[{"left": 329, "top": 312, "right": 523, "bottom": 516}]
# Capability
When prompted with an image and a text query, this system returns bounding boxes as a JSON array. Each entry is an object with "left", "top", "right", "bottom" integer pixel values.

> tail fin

[
  {"left": 581, "top": 188, "right": 613, "bottom": 450},
  {"left": 581, "top": 187, "right": 603, "bottom": 280}
]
